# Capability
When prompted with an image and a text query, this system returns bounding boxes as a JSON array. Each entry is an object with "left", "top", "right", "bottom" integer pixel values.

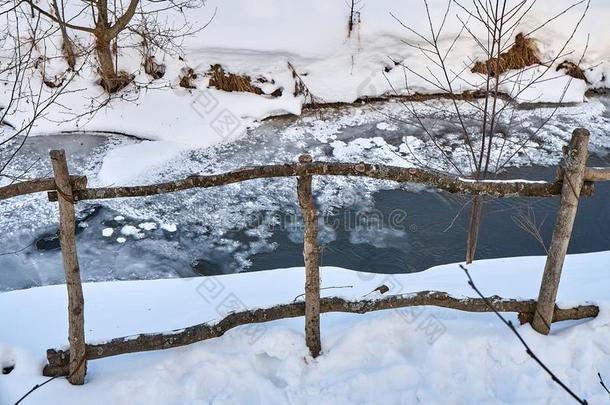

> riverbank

[
  {"left": 2, "top": 0, "right": 608, "bottom": 148},
  {"left": 1, "top": 251, "right": 609, "bottom": 403}
]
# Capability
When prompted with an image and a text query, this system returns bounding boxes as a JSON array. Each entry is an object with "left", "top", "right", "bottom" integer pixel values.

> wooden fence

[{"left": 1, "top": 128, "right": 607, "bottom": 385}]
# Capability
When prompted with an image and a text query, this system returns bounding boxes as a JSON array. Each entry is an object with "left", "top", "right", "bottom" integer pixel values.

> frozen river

[{"left": 1, "top": 98, "right": 610, "bottom": 291}]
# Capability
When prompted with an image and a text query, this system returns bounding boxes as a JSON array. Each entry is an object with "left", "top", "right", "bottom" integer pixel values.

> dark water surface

[{"left": 246, "top": 156, "right": 610, "bottom": 274}]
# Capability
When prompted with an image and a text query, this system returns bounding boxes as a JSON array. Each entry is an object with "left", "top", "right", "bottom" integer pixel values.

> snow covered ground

[
  {"left": 1, "top": 251, "right": 609, "bottom": 404},
  {"left": 1, "top": 0, "right": 609, "bottom": 148},
  {"left": 2, "top": 1, "right": 610, "bottom": 402}
]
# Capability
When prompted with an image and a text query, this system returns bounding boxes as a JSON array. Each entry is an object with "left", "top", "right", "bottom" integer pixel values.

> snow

[
  {"left": 588, "top": 61, "right": 610, "bottom": 89},
  {"left": 1, "top": 4, "right": 610, "bottom": 398},
  {"left": 97, "top": 141, "right": 187, "bottom": 185},
  {"left": 1, "top": 0, "right": 609, "bottom": 151},
  {"left": 375, "top": 122, "right": 398, "bottom": 132},
  {"left": 160, "top": 223, "right": 177, "bottom": 233},
  {"left": 1, "top": 251, "right": 610, "bottom": 403},
  {"left": 138, "top": 222, "right": 157, "bottom": 231},
  {"left": 120, "top": 225, "right": 139, "bottom": 236},
  {"left": 502, "top": 67, "right": 590, "bottom": 104}
]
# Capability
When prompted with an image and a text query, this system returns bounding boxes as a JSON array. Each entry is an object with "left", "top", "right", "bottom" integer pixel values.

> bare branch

[{"left": 460, "top": 264, "right": 589, "bottom": 404}]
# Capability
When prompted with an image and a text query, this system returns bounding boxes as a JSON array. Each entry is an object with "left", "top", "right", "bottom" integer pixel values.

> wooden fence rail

[
  {"left": 0, "top": 176, "right": 86, "bottom": 201},
  {"left": 0, "top": 128, "right": 606, "bottom": 385},
  {"left": 43, "top": 292, "right": 599, "bottom": 377},
  {"left": 583, "top": 167, "right": 610, "bottom": 181},
  {"left": 2, "top": 160, "right": 600, "bottom": 204},
  {"left": 46, "top": 162, "right": 594, "bottom": 202}
]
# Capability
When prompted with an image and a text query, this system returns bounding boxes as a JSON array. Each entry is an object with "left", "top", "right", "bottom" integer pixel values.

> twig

[
  {"left": 511, "top": 207, "right": 549, "bottom": 254},
  {"left": 598, "top": 372, "right": 610, "bottom": 396},
  {"left": 14, "top": 375, "right": 60, "bottom": 405},
  {"left": 14, "top": 354, "right": 86, "bottom": 404},
  {"left": 459, "top": 264, "right": 588, "bottom": 404}
]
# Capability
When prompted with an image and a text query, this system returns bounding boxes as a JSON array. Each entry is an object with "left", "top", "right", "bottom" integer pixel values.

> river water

[{"left": 1, "top": 99, "right": 609, "bottom": 291}]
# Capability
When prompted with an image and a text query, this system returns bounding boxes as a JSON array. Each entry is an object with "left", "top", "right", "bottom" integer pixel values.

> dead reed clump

[
  {"left": 556, "top": 60, "right": 589, "bottom": 83},
  {"left": 207, "top": 64, "right": 263, "bottom": 94},
  {"left": 472, "top": 33, "right": 541, "bottom": 76},
  {"left": 179, "top": 67, "right": 198, "bottom": 89}
]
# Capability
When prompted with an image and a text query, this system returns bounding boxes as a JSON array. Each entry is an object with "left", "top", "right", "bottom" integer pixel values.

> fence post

[
  {"left": 532, "top": 128, "right": 590, "bottom": 335},
  {"left": 297, "top": 154, "right": 321, "bottom": 357},
  {"left": 49, "top": 149, "right": 87, "bottom": 384}
]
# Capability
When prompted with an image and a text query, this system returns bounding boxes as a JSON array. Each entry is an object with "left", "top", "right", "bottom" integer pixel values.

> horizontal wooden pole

[
  {"left": 0, "top": 176, "right": 87, "bottom": 201},
  {"left": 584, "top": 167, "right": 610, "bottom": 182},
  {"left": 42, "top": 291, "right": 598, "bottom": 376},
  {"left": 2, "top": 165, "right": 603, "bottom": 204},
  {"left": 47, "top": 162, "right": 594, "bottom": 202}
]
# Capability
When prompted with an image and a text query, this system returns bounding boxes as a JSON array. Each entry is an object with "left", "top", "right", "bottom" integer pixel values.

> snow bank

[
  {"left": 1, "top": 251, "right": 610, "bottom": 403},
  {"left": 1, "top": 0, "right": 608, "bottom": 149}
]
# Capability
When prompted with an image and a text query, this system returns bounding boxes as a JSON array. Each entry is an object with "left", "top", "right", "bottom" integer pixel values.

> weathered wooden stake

[
  {"left": 49, "top": 149, "right": 87, "bottom": 384},
  {"left": 297, "top": 154, "right": 321, "bottom": 357},
  {"left": 532, "top": 129, "right": 590, "bottom": 335}
]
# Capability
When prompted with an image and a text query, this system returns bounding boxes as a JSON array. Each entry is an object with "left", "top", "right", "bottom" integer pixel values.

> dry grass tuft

[
  {"left": 179, "top": 67, "right": 198, "bottom": 89},
  {"left": 556, "top": 60, "right": 589, "bottom": 83},
  {"left": 472, "top": 33, "right": 540, "bottom": 76},
  {"left": 207, "top": 64, "right": 263, "bottom": 94}
]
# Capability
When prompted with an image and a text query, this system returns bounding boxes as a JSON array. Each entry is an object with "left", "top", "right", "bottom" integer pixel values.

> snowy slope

[
  {"left": 1, "top": 251, "right": 610, "bottom": 404},
  {"left": 193, "top": 0, "right": 609, "bottom": 101},
  {"left": 1, "top": 0, "right": 609, "bottom": 148}
]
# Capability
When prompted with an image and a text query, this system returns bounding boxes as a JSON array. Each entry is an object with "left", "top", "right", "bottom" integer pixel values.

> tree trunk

[
  {"left": 466, "top": 194, "right": 483, "bottom": 264},
  {"left": 62, "top": 38, "right": 77, "bottom": 72},
  {"left": 95, "top": 32, "right": 131, "bottom": 93},
  {"left": 531, "top": 129, "right": 590, "bottom": 335},
  {"left": 95, "top": 35, "right": 120, "bottom": 92},
  {"left": 49, "top": 150, "right": 87, "bottom": 385},
  {"left": 297, "top": 154, "right": 321, "bottom": 357}
]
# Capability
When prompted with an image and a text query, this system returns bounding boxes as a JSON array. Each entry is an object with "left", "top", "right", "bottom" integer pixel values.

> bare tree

[
  {"left": 0, "top": 3, "right": 82, "bottom": 179},
  {"left": 388, "top": 0, "right": 590, "bottom": 262},
  {"left": 17, "top": 0, "right": 207, "bottom": 92},
  {"left": 347, "top": 0, "right": 363, "bottom": 38}
]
